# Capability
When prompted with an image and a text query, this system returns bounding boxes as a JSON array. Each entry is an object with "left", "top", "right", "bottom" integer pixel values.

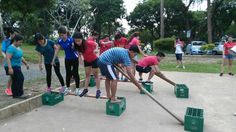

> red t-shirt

[
  {"left": 128, "top": 37, "right": 140, "bottom": 49},
  {"left": 83, "top": 40, "right": 98, "bottom": 62},
  {"left": 114, "top": 37, "right": 128, "bottom": 48},
  {"left": 224, "top": 42, "right": 236, "bottom": 55},
  {"left": 99, "top": 39, "right": 112, "bottom": 55},
  {"left": 137, "top": 56, "right": 159, "bottom": 67}
]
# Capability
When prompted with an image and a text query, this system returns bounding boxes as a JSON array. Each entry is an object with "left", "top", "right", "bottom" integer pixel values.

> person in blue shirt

[
  {"left": 98, "top": 45, "right": 142, "bottom": 103},
  {"left": 6, "top": 34, "right": 29, "bottom": 99},
  {"left": 1, "top": 28, "right": 15, "bottom": 96},
  {"left": 34, "top": 33, "right": 65, "bottom": 92},
  {"left": 52, "top": 26, "right": 80, "bottom": 93}
]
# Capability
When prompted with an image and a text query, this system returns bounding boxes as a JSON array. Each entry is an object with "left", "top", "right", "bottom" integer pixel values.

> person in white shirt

[{"left": 174, "top": 38, "right": 185, "bottom": 69}]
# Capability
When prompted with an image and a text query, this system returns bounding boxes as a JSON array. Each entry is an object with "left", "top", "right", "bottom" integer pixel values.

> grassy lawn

[{"left": 1, "top": 43, "right": 236, "bottom": 74}]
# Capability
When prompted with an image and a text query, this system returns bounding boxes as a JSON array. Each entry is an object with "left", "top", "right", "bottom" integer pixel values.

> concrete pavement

[{"left": 0, "top": 71, "right": 236, "bottom": 132}]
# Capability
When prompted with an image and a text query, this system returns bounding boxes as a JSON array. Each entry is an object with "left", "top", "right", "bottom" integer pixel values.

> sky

[{"left": 122, "top": 0, "right": 207, "bottom": 33}]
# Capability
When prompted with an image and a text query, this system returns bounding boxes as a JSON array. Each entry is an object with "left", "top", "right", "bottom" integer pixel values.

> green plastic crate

[
  {"left": 140, "top": 82, "right": 153, "bottom": 94},
  {"left": 184, "top": 107, "right": 204, "bottom": 132},
  {"left": 174, "top": 84, "right": 189, "bottom": 98},
  {"left": 42, "top": 92, "right": 64, "bottom": 106},
  {"left": 89, "top": 75, "right": 96, "bottom": 87},
  {"left": 106, "top": 97, "right": 126, "bottom": 116}
]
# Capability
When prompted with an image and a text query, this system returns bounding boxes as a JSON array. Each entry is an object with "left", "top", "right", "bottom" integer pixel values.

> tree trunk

[
  {"left": 160, "top": 0, "right": 164, "bottom": 38},
  {"left": 207, "top": 0, "right": 213, "bottom": 43},
  {"left": 0, "top": 12, "right": 4, "bottom": 39}
]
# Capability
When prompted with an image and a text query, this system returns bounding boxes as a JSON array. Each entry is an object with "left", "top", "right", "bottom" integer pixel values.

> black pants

[
  {"left": 45, "top": 62, "right": 65, "bottom": 87},
  {"left": 11, "top": 66, "right": 24, "bottom": 97},
  {"left": 65, "top": 59, "right": 80, "bottom": 88}
]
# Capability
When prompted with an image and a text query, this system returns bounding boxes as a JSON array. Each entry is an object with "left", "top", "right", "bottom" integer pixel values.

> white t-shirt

[{"left": 175, "top": 43, "right": 183, "bottom": 54}]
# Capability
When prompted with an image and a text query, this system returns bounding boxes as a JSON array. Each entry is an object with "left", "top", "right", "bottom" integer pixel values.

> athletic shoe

[
  {"left": 96, "top": 90, "right": 101, "bottom": 99},
  {"left": 79, "top": 89, "right": 88, "bottom": 97},
  {"left": 176, "top": 65, "right": 180, "bottom": 68},
  {"left": 229, "top": 73, "right": 234, "bottom": 76},
  {"left": 182, "top": 66, "right": 185, "bottom": 69},
  {"left": 5, "top": 88, "right": 13, "bottom": 96},
  {"left": 46, "top": 87, "right": 51, "bottom": 93},
  {"left": 13, "top": 94, "right": 29, "bottom": 99},
  {"left": 219, "top": 73, "right": 223, "bottom": 77},
  {"left": 138, "top": 78, "right": 143, "bottom": 83},
  {"left": 75, "top": 88, "right": 82, "bottom": 96}
]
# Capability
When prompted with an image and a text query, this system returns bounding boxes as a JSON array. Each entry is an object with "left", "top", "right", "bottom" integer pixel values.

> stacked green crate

[
  {"left": 140, "top": 82, "right": 153, "bottom": 94},
  {"left": 174, "top": 84, "right": 189, "bottom": 98},
  {"left": 184, "top": 107, "right": 204, "bottom": 132},
  {"left": 106, "top": 97, "right": 126, "bottom": 116},
  {"left": 42, "top": 92, "right": 64, "bottom": 106},
  {"left": 89, "top": 75, "right": 96, "bottom": 87}
]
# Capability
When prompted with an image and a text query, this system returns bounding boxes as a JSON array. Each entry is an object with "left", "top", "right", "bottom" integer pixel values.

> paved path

[
  {"left": 0, "top": 72, "right": 236, "bottom": 132},
  {"left": 0, "top": 58, "right": 66, "bottom": 85}
]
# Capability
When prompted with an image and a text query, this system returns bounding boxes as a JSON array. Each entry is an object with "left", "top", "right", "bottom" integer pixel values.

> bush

[
  {"left": 200, "top": 43, "right": 215, "bottom": 51},
  {"left": 153, "top": 37, "right": 175, "bottom": 52}
]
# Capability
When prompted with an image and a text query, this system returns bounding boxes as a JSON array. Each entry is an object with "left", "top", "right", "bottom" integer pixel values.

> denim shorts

[{"left": 224, "top": 54, "right": 234, "bottom": 60}]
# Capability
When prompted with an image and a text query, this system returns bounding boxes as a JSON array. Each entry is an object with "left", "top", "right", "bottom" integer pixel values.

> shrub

[
  {"left": 153, "top": 37, "right": 175, "bottom": 52},
  {"left": 200, "top": 43, "right": 215, "bottom": 51}
]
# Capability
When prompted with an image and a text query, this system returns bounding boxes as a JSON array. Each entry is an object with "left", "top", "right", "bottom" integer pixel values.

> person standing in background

[
  {"left": 174, "top": 37, "right": 185, "bottom": 69},
  {"left": 220, "top": 36, "right": 236, "bottom": 76}
]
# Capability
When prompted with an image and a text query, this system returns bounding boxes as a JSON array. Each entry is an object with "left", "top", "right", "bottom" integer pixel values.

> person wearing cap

[{"left": 98, "top": 45, "right": 142, "bottom": 103}]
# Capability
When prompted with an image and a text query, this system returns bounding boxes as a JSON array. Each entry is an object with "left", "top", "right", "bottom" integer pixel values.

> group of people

[{"left": 1, "top": 26, "right": 168, "bottom": 103}]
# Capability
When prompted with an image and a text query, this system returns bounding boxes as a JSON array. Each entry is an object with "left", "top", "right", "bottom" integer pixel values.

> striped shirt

[{"left": 99, "top": 47, "right": 132, "bottom": 66}]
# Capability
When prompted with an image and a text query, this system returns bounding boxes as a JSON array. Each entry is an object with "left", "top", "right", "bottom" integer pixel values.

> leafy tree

[
  {"left": 46, "top": 0, "right": 92, "bottom": 33},
  {"left": 0, "top": 0, "right": 55, "bottom": 41},
  {"left": 90, "top": 0, "right": 125, "bottom": 36}
]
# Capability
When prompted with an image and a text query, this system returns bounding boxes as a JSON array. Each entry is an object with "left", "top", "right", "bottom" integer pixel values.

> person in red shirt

[
  {"left": 220, "top": 36, "right": 236, "bottom": 76},
  {"left": 136, "top": 52, "right": 166, "bottom": 83},
  {"left": 114, "top": 32, "right": 128, "bottom": 48},
  {"left": 73, "top": 32, "right": 101, "bottom": 98},
  {"left": 99, "top": 35, "right": 113, "bottom": 55}
]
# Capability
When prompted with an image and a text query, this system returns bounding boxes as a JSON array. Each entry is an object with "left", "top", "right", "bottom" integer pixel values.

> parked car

[
  {"left": 185, "top": 41, "right": 207, "bottom": 55},
  {"left": 212, "top": 42, "right": 224, "bottom": 55}
]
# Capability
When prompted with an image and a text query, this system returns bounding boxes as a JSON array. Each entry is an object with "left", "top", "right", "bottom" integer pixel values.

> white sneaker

[
  {"left": 75, "top": 88, "right": 82, "bottom": 96},
  {"left": 183, "top": 66, "right": 185, "bottom": 69},
  {"left": 176, "top": 65, "right": 180, "bottom": 68}
]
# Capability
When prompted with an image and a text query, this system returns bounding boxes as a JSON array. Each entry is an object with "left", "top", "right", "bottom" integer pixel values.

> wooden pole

[{"left": 114, "top": 64, "right": 184, "bottom": 125}]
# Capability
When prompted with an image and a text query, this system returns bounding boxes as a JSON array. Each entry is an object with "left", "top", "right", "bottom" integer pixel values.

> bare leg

[
  {"left": 7, "top": 76, "right": 12, "bottom": 89},
  {"left": 84, "top": 67, "right": 92, "bottom": 89},
  {"left": 105, "top": 78, "right": 111, "bottom": 98},
  {"left": 147, "top": 71, "right": 155, "bottom": 82},
  {"left": 220, "top": 58, "right": 227, "bottom": 73},
  {"left": 228, "top": 59, "right": 233, "bottom": 74},
  {"left": 110, "top": 80, "right": 118, "bottom": 101},
  {"left": 92, "top": 68, "right": 100, "bottom": 90}
]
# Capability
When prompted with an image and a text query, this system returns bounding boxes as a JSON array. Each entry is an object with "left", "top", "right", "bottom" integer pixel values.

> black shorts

[
  {"left": 84, "top": 58, "right": 99, "bottom": 68},
  {"left": 4, "top": 67, "right": 9, "bottom": 75},
  {"left": 136, "top": 65, "right": 151, "bottom": 73},
  {"left": 175, "top": 53, "right": 182, "bottom": 61}
]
